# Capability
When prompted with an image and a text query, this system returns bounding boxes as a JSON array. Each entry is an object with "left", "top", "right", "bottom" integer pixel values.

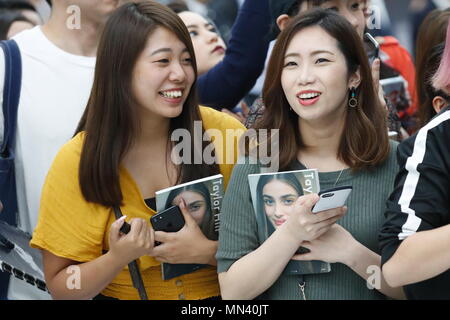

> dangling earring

[{"left": 348, "top": 87, "right": 358, "bottom": 108}]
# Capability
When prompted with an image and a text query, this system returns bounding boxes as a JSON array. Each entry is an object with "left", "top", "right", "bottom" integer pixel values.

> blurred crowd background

[
  {"left": 1, "top": 0, "right": 449, "bottom": 57},
  {"left": 158, "top": 0, "right": 450, "bottom": 58}
]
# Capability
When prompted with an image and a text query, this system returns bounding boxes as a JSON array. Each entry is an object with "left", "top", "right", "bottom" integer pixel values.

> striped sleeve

[{"left": 379, "top": 109, "right": 450, "bottom": 265}]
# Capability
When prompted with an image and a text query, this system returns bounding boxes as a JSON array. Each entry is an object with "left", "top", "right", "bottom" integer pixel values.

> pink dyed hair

[{"left": 432, "top": 19, "right": 450, "bottom": 93}]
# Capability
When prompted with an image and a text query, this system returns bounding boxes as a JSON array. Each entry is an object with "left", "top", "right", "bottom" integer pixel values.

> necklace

[
  {"left": 298, "top": 156, "right": 346, "bottom": 187},
  {"left": 333, "top": 168, "right": 345, "bottom": 187}
]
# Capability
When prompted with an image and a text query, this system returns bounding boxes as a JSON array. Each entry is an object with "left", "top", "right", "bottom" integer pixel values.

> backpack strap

[
  {"left": 0, "top": 39, "right": 21, "bottom": 155},
  {"left": 0, "top": 38, "right": 22, "bottom": 300}
]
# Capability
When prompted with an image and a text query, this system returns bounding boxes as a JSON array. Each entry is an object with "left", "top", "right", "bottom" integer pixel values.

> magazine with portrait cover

[
  {"left": 155, "top": 174, "right": 223, "bottom": 280},
  {"left": 248, "top": 169, "right": 331, "bottom": 275}
]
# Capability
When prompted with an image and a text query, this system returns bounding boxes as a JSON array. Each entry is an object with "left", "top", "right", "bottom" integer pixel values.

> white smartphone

[{"left": 312, "top": 186, "right": 352, "bottom": 213}]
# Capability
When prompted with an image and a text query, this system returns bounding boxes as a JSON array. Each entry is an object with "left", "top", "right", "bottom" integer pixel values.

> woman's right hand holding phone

[
  {"left": 108, "top": 216, "right": 155, "bottom": 266},
  {"left": 282, "top": 194, "right": 347, "bottom": 245}
]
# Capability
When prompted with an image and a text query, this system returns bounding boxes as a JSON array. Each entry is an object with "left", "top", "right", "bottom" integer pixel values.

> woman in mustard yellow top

[{"left": 30, "top": 2, "right": 245, "bottom": 300}]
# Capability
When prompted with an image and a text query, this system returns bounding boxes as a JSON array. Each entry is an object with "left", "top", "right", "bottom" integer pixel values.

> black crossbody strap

[{"left": 113, "top": 206, "right": 148, "bottom": 300}]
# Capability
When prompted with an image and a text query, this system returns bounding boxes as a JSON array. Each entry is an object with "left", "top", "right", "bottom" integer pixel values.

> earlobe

[
  {"left": 432, "top": 96, "right": 447, "bottom": 114},
  {"left": 349, "top": 67, "right": 362, "bottom": 89},
  {"left": 276, "top": 14, "right": 291, "bottom": 31}
]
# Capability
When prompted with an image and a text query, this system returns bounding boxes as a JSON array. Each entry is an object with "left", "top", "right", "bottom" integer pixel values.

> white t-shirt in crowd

[
  {"left": 433, "top": 0, "right": 450, "bottom": 9},
  {"left": 0, "top": 26, "right": 95, "bottom": 299}
]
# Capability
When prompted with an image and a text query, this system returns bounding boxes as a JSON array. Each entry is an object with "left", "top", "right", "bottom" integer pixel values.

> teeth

[
  {"left": 160, "top": 90, "right": 183, "bottom": 98},
  {"left": 299, "top": 92, "right": 320, "bottom": 99}
]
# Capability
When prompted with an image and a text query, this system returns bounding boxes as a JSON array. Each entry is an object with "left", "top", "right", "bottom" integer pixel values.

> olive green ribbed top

[{"left": 216, "top": 141, "right": 399, "bottom": 300}]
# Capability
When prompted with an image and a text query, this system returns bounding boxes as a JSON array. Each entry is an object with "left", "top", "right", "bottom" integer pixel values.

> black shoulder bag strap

[{"left": 113, "top": 206, "right": 148, "bottom": 300}]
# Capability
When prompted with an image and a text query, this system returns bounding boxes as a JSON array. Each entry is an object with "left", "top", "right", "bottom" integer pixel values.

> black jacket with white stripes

[{"left": 379, "top": 106, "right": 450, "bottom": 300}]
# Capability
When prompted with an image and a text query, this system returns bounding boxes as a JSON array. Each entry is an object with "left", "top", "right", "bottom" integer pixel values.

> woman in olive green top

[{"left": 216, "top": 9, "right": 405, "bottom": 300}]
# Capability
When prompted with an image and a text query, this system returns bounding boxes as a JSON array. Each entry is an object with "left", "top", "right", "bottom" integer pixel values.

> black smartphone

[
  {"left": 312, "top": 186, "right": 352, "bottom": 213},
  {"left": 150, "top": 205, "right": 185, "bottom": 246},
  {"left": 364, "top": 32, "right": 379, "bottom": 65},
  {"left": 150, "top": 205, "right": 185, "bottom": 233}
]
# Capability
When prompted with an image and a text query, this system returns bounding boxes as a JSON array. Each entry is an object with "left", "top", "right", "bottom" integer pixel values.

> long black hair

[{"left": 76, "top": 2, "right": 219, "bottom": 207}]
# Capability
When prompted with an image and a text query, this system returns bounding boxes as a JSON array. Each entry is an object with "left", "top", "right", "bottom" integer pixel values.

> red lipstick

[{"left": 297, "top": 90, "right": 322, "bottom": 106}]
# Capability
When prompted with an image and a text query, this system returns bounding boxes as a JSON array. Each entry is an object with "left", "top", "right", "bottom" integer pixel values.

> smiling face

[
  {"left": 281, "top": 25, "right": 360, "bottom": 124},
  {"left": 131, "top": 26, "right": 195, "bottom": 120},
  {"left": 172, "top": 190, "right": 207, "bottom": 225},
  {"left": 262, "top": 179, "right": 300, "bottom": 228},
  {"left": 178, "top": 11, "right": 227, "bottom": 75}
]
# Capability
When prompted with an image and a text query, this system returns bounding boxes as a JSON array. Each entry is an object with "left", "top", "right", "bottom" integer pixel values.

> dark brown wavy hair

[
  {"left": 247, "top": 9, "right": 389, "bottom": 171},
  {"left": 75, "top": 1, "right": 219, "bottom": 207}
]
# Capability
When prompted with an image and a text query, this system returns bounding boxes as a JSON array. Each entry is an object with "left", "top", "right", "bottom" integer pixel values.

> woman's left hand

[
  {"left": 152, "top": 198, "right": 217, "bottom": 265},
  {"left": 292, "top": 224, "right": 357, "bottom": 265}
]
